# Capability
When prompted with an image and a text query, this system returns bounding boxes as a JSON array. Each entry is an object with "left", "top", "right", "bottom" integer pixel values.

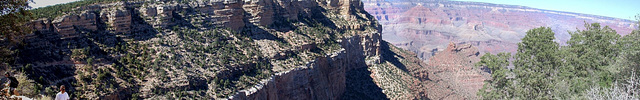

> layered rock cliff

[
  {"left": 15, "top": 0, "right": 452, "bottom": 99},
  {"left": 230, "top": 32, "right": 381, "bottom": 99},
  {"left": 357, "top": 1, "right": 638, "bottom": 98},
  {"left": 363, "top": 0, "right": 638, "bottom": 62}
]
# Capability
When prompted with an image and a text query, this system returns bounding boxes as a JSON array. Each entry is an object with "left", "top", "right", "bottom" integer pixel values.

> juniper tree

[{"left": 477, "top": 52, "right": 512, "bottom": 99}]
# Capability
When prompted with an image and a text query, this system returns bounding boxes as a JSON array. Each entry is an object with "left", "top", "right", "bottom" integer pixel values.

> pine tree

[
  {"left": 512, "top": 27, "right": 559, "bottom": 99},
  {"left": 615, "top": 19, "right": 640, "bottom": 78},
  {"left": 565, "top": 23, "right": 621, "bottom": 75},
  {"left": 477, "top": 52, "right": 512, "bottom": 99},
  {"left": 0, "top": 0, "right": 33, "bottom": 64},
  {"left": 561, "top": 23, "right": 621, "bottom": 96}
]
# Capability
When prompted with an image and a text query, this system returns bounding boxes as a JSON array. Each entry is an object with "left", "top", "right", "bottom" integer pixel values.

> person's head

[{"left": 60, "top": 85, "right": 66, "bottom": 93}]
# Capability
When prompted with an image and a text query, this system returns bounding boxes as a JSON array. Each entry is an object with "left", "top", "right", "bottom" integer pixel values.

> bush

[
  {"left": 585, "top": 71, "right": 640, "bottom": 100},
  {"left": 14, "top": 72, "right": 40, "bottom": 97},
  {"left": 44, "top": 86, "right": 56, "bottom": 97}
]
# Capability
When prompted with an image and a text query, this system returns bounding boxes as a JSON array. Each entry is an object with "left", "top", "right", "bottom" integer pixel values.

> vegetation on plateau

[{"left": 31, "top": 0, "right": 129, "bottom": 19}]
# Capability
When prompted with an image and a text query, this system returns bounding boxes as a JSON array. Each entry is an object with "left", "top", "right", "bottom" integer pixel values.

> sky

[
  {"left": 454, "top": 0, "right": 640, "bottom": 20},
  {"left": 30, "top": 0, "right": 640, "bottom": 20}
]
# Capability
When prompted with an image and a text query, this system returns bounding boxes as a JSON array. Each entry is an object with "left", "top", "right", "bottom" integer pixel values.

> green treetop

[
  {"left": 477, "top": 52, "right": 512, "bottom": 99},
  {"left": 512, "top": 27, "right": 560, "bottom": 99}
]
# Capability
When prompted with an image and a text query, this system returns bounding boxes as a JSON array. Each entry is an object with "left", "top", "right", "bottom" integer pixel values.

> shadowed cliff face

[{"left": 363, "top": 0, "right": 637, "bottom": 62}]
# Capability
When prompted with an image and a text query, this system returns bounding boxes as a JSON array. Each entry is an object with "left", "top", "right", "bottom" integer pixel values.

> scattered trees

[{"left": 30, "top": 0, "right": 125, "bottom": 19}]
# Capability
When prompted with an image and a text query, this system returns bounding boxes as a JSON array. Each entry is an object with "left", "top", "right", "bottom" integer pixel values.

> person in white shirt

[{"left": 55, "top": 85, "right": 69, "bottom": 100}]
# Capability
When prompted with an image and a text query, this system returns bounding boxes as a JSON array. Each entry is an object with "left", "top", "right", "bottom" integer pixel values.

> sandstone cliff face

[
  {"left": 362, "top": 0, "right": 638, "bottom": 62},
  {"left": 21, "top": 0, "right": 418, "bottom": 99},
  {"left": 139, "top": 1, "right": 245, "bottom": 30},
  {"left": 230, "top": 32, "right": 381, "bottom": 100},
  {"left": 228, "top": 0, "right": 387, "bottom": 99},
  {"left": 100, "top": 5, "right": 132, "bottom": 34},
  {"left": 30, "top": 3, "right": 135, "bottom": 38}
]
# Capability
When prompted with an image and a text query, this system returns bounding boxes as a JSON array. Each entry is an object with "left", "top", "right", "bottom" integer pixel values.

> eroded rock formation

[
  {"left": 230, "top": 32, "right": 381, "bottom": 99},
  {"left": 426, "top": 42, "right": 488, "bottom": 99}
]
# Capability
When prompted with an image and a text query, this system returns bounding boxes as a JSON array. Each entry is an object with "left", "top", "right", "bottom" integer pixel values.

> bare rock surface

[{"left": 426, "top": 42, "right": 488, "bottom": 99}]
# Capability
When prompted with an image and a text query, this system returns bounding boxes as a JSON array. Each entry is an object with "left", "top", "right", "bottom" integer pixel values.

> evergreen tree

[
  {"left": 478, "top": 23, "right": 629, "bottom": 99},
  {"left": 565, "top": 23, "right": 621, "bottom": 76},
  {"left": 512, "top": 27, "right": 560, "bottom": 99},
  {"left": 0, "top": 0, "right": 33, "bottom": 64},
  {"left": 615, "top": 18, "right": 640, "bottom": 77},
  {"left": 477, "top": 52, "right": 512, "bottom": 99},
  {"left": 560, "top": 23, "right": 621, "bottom": 97}
]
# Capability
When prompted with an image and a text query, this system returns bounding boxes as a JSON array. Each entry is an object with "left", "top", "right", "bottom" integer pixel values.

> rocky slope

[
  {"left": 426, "top": 42, "right": 488, "bottom": 99},
  {"left": 10, "top": 0, "right": 461, "bottom": 99},
  {"left": 363, "top": 0, "right": 638, "bottom": 62}
]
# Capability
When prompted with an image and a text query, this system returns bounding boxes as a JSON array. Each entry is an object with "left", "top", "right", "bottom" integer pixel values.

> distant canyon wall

[{"left": 363, "top": 0, "right": 637, "bottom": 62}]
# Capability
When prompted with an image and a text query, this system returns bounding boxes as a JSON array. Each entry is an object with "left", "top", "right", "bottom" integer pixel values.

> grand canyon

[
  {"left": 364, "top": 0, "right": 637, "bottom": 61},
  {"left": 0, "top": 0, "right": 637, "bottom": 99},
  {"left": 363, "top": 0, "right": 638, "bottom": 99}
]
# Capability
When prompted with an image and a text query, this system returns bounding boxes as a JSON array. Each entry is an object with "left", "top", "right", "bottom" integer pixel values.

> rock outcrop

[
  {"left": 139, "top": 1, "right": 246, "bottom": 30},
  {"left": 230, "top": 32, "right": 381, "bottom": 100},
  {"left": 426, "top": 42, "right": 488, "bottom": 99}
]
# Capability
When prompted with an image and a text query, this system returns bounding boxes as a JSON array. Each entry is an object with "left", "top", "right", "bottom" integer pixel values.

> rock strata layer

[{"left": 230, "top": 32, "right": 382, "bottom": 99}]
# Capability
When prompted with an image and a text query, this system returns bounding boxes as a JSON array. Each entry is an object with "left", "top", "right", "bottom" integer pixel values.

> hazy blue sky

[
  {"left": 454, "top": 0, "right": 640, "bottom": 20},
  {"left": 30, "top": 0, "right": 639, "bottom": 20}
]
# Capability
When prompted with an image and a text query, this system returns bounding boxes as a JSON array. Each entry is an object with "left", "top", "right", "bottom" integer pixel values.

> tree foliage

[
  {"left": 615, "top": 17, "right": 640, "bottom": 76},
  {"left": 477, "top": 52, "right": 512, "bottom": 99},
  {"left": 1, "top": 0, "right": 32, "bottom": 65},
  {"left": 565, "top": 23, "right": 620, "bottom": 76},
  {"left": 560, "top": 23, "right": 622, "bottom": 97},
  {"left": 478, "top": 23, "right": 640, "bottom": 99},
  {"left": 514, "top": 27, "right": 560, "bottom": 99}
]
